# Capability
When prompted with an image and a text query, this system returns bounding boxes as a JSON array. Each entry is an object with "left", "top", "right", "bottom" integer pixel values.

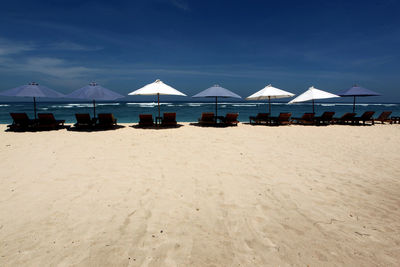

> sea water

[{"left": 0, "top": 101, "right": 399, "bottom": 123}]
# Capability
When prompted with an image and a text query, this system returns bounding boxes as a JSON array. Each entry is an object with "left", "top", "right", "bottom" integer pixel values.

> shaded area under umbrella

[
  {"left": 288, "top": 86, "right": 339, "bottom": 113},
  {"left": 0, "top": 82, "right": 65, "bottom": 119},
  {"left": 192, "top": 84, "right": 241, "bottom": 120},
  {"left": 128, "top": 79, "right": 186, "bottom": 118},
  {"left": 246, "top": 84, "right": 295, "bottom": 114},
  {"left": 337, "top": 85, "right": 380, "bottom": 112},
  {"left": 66, "top": 82, "right": 124, "bottom": 118}
]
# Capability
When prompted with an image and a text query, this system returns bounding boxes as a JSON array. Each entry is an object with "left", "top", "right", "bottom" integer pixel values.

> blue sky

[{"left": 0, "top": 0, "right": 399, "bottom": 102}]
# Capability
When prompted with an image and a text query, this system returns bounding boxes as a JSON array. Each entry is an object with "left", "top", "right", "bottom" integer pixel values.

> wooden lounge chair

[
  {"left": 7, "top": 113, "right": 37, "bottom": 131},
  {"left": 97, "top": 113, "right": 117, "bottom": 128},
  {"left": 314, "top": 112, "right": 335, "bottom": 125},
  {"left": 249, "top": 113, "right": 269, "bottom": 125},
  {"left": 268, "top": 113, "right": 292, "bottom": 126},
  {"left": 222, "top": 113, "right": 239, "bottom": 126},
  {"left": 373, "top": 111, "right": 392, "bottom": 124},
  {"left": 353, "top": 111, "right": 375, "bottom": 125},
  {"left": 138, "top": 114, "right": 154, "bottom": 127},
  {"left": 161, "top": 112, "right": 177, "bottom": 127},
  {"left": 333, "top": 113, "right": 356, "bottom": 125},
  {"left": 291, "top": 113, "right": 315, "bottom": 125},
  {"left": 37, "top": 113, "right": 65, "bottom": 130},
  {"left": 198, "top": 112, "right": 215, "bottom": 126},
  {"left": 74, "top": 113, "right": 96, "bottom": 129}
]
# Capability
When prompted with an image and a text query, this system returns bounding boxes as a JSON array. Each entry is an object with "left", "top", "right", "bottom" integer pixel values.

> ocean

[{"left": 0, "top": 101, "right": 399, "bottom": 123}]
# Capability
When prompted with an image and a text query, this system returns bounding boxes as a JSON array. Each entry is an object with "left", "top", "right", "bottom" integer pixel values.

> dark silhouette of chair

[
  {"left": 7, "top": 113, "right": 37, "bottom": 131},
  {"left": 138, "top": 114, "right": 154, "bottom": 127},
  {"left": 268, "top": 113, "right": 292, "bottom": 125},
  {"left": 291, "top": 113, "right": 315, "bottom": 125},
  {"left": 97, "top": 113, "right": 117, "bottom": 128},
  {"left": 314, "top": 112, "right": 335, "bottom": 125},
  {"left": 353, "top": 111, "right": 375, "bottom": 125},
  {"left": 222, "top": 113, "right": 239, "bottom": 126},
  {"left": 249, "top": 113, "right": 269, "bottom": 125},
  {"left": 37, "top": 113, "right": 65, "bottom": 130},
  {"left": 333, "top": 113, "right": 356, "bottom": 124},
  {"left": 198, "top": 112, "right": 215, "bottom": 126},
  {"left": 74, "top": 113, "right": 96, "bottom": 129},
  {"left": 161, "top": 113, "right": 177, "bottom": 127},
  {"left": 373, "top": 111, "right": 392, "bottom": 124}
]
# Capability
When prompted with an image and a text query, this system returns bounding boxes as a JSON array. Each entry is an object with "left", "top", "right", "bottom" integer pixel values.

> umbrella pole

[
  {"left": 353, "top": 96, "right": 356, "bottom": 113},
  {"left": 268, "top": 96, "right": 271, "bottom": 114},
  {"left": 93, "top": 99, "right": 96, "bottom": 118},
  {"left": 215, "top": 96, "right": 218, "bottom": 122},
  {"left": 312, "top": 99, "right": 315, "bottom": 113},
  {"left": 158, "top": 93, "right": 160, "bottom": 118},
  {"left": 33, "top": 97, "right": 37, "bottom": 120}
]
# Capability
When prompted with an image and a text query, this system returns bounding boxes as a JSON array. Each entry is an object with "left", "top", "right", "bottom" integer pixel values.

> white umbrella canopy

[
  {"left": 128, "top": 79, "right": 186, "bottom": 117},
  {"left": 246, "top": 84, "right": 295, "bottom": 113},
  {"left": 288, "top": 86, "right": 339, "bottom": 113}
]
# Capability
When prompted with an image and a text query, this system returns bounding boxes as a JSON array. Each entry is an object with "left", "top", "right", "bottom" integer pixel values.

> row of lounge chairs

[
  {"left": 249, "top": 111, "right": 394, "bottom": 126},
  {"left": 6, "top": 111, "right": 398, "bottom": 131}
]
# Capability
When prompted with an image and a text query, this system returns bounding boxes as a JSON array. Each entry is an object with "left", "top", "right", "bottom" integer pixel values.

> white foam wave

[
  {"left": 97, "top": 103, "right": 120, "bottom": 106},
  {"left": 232, "top": 104, "right": 257, "bottom": 107},
  {"left": 0, "top": 104, "right": 10, "bottom": 107}
]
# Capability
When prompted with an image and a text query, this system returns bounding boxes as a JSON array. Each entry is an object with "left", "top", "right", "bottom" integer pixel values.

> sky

[{"left": 0, "top": 0, "right": 399, "bottom": 102}]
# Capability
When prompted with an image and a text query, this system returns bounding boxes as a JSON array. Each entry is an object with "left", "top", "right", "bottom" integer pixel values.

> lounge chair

[
  {"left": 291, "top": 113, "right": 315, "bottom": 125},
  {"left": 161, "top": 112, "right": 177, "bottom": 127},
  {"left": 198, "top": 112, "right": 215, "bottom": 126},
  {"left": 314, "top": 112, "right": 335, "bottom": 125},
  {"left": 97, "top": 113, "right": 117, "bottom": 128},
  {"left": 268, "top": 113, "right": 292, "bottom": 126},
  {"left": 249, "top": 113, "right": 269, "bottom": 125},
  {"left": 138, "top": 114, "right": 154, "bottom": 127},
  {"left": 373, "top": 111, "right": 392, "bottom": 124},
  {"left": 7, "top": 113, "right": 37, "bottom": 131},
  {"left": 333, "top": 113, "right": 356, "bottom": 125},
  {"left": 37, "top": 113, "right": 65, "bottom": 130},
  {"left": 222, "top": 113, "right": 239, "bottom": 126},
  {"left": 352, "top": 111, "right": 375, "bottom": 125},
  {"left": 74, "top": 113, "right": 96, "bottom": 129}
]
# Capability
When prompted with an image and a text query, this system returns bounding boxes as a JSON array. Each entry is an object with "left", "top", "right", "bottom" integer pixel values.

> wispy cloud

[
  {"left": 169, "top": 0, "right": 190, "bottom": 11},
  {"left": 0, "top": 38, "right": 35, "bottom": 56},
  {"left": 46, "top": 41, "right": 103, "bottom": 51}
]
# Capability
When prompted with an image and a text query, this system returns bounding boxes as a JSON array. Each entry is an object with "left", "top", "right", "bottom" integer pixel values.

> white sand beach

[{"left": 0, "top": 123, "right": 399, "bottom": 266}]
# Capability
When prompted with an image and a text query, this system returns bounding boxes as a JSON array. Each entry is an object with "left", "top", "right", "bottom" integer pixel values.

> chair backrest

[
  {"left": 201, "top": 112, "right": 214, "bottom": 121},
  {"left": 75, "top": 113, "right": 92, "bottom": 124},
  {"left": 341, "top": 113, "right": 356, "bottom": 119},
  {"left": 38, "top": 113, "right": 56, "bottom": 123},
  {"left": 10, "top": 113, "right": 30, "bottom": 124},
  {"left": 139, "top": 114, "right": 153, "bottom": 122},
  {"left": 302, "top": 113, "right": 315, "bottom": 120},
  {"left": 320, "top": 112, "right": 335, "bottom": 120},
  {"left": 278, "top": 113, "right": 291, "bottom": 122},
  {"left": 360, "top": 111, "right": 375, "bottom": 120},
  {"left": 225, "top": 113, "right": 239, "bottom": 122},
  {"left": 98, "top": 113, "right": 115, "bottom": 124},
  {"left": 377, "top": 111, "right": 392, "bottom": 120},
  {"left": 163, "top": 112, "right": 176, "bottom": 122},
  {"left": 256, "top": 113, "right": 269, "bottom": 120}
]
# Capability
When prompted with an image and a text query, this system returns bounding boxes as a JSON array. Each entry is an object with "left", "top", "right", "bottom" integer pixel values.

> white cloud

[{"left": 47, "top": 41, "right": 103, "bottom": 51}]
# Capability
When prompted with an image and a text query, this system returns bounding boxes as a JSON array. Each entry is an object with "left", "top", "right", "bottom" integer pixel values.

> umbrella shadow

[
  {"left": 130, "top": 124, "right": 184, "bottom": 130},
  {"left": 5, "top": 125, "right": 71, "bottom": 132},
  {"left": 68, "top": 125, "right": 125, "bottom": 132},
  {"left": 189, "top": 122, "right": 237, "bottom": 128}
]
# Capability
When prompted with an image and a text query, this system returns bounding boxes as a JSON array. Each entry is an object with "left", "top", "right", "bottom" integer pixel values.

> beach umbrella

[
  {"left": 246, "top": 84, "right": 295, "bottom": 114},
  {"left": 128, "top": 79, "right": 186, "bottom": 117},
  {"left": 192, "top": 84, "right": 241, "bottom": 119},
  {"left": 66, "top": 82, "right": 124, "bottom": 117},
  {"left": 0, "top": 82, "right": 65, "bottom": 119},
  {"left": 337, "top": 85, "right": 380, "bottom": 112},
  {"left": 288, "top": 86, "right": 339, "bottom": 113}
]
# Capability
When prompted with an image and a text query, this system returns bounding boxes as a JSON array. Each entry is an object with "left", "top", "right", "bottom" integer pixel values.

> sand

[{"left": 0, "top": 123, "right": 399, "bottom": 266}]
